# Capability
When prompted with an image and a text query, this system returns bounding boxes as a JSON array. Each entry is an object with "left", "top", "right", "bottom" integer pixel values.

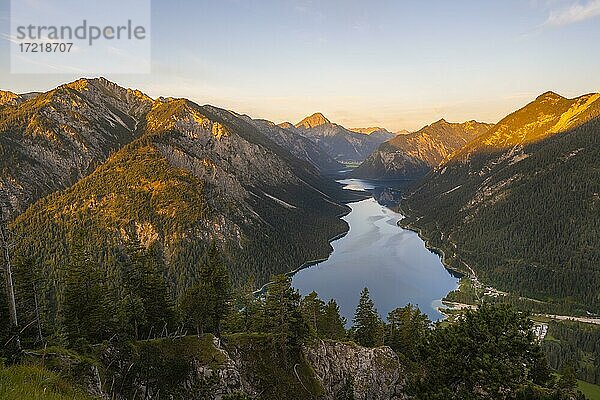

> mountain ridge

[
  {"left": 353, "top": 118, "right": 492, "bottom": 179},
  {"left": 291, "top": 113, "right": 394, "bottom": 163},
  {"left": 402, "top": 91, "right": 600, "bottom": 313}
]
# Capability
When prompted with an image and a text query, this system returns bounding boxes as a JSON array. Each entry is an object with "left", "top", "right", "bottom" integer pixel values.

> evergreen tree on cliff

[
  {"left": 320, "top": 299, "right": 347, "bottom": 340},
  {"left": 351, "top": 287, "right": 383, "bottom": 347},
  {"left": 413, "top": 304, "right": 555, "bottom": 400},
  {"left": 62, "top": 240, "right": 116, "bottom": 347},
  {"left": 262, "top": 274, "right": 307, "bottom": 354},
  {"left": 119, "top": 239, "right": 174, "bottom": 340},
  {"left": 386, "top": 304, "right": 430, "bottom": 362},
  {"left": 300, "top": 291, "right": 325, "bottom": 336}
]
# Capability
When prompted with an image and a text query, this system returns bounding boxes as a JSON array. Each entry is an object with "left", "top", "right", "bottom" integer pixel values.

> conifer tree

[
  {"left": 262, "top": 274, "right": 307, "bottom": 352},
  {"left": 300, "top": 291, "right": 325, "bottom": 336},
  {"left": 62, "top": 242, "right": 115, "bottom": 347},
  {"left": 320, "top": 299, "right": 347, "bottom": 340},
  {"left": 119, "top": 240, "right": 173, "bottom": 339},
  {"left": 386, "top": 304, "right": 429, "bottom": 361},
  {"left": 228, "top": 275, "right": 261, "bottom": 333},
  {"left": 181, "top": 242, "right": 231, "bottom": 337},
  {"left": 351, "top": 287, "right": 383, "bottom": 347},
  {"left": 0, "top": 208, "right": 19, "bottom": 350},
  {"left": 14, "top": 257, "right": 44, "bottom": 344},
  {"left": 201, "top": 242, "right": 231, "bottom": 336}
]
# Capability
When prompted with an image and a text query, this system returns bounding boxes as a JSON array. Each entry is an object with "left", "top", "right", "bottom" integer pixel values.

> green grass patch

[
  {"left": 578, "top": 379, "right": 600, "bottom": 400},
  {"left": 0, "top": 364, "right": 96, "bottom": 400}
]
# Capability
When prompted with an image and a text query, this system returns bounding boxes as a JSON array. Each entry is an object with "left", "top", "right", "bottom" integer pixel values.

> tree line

[{"left": 0, "top": 228, "right": 592, "bottom": 399}]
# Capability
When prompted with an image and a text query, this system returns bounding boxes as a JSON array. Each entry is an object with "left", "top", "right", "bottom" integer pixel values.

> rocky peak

[
  {"left": 0, "top": 90, "right": 21, "bottom": 106},
  {"left": 536, "top": 91, "right": 564, "bottom": 102},
  {"left": 350, "top": 126, "right": 391, "bottom": 135},
  {"left": 278, "top": 121, "right": 295, "bottom": 129},
  {"left": 295, "top": 112, "right": 331, "bottom": 129}
]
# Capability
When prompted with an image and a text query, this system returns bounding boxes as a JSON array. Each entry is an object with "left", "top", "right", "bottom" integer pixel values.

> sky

[{"left": 1, "top": 0, "right": 600, "bottom": 131}]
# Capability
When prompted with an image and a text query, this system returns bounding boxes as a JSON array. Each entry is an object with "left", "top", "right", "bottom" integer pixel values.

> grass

[
  {"left": 0, "top": 364, "right": 96, "bottom": 400},
  {"left": 578, "top": 380, "right": 600, "bottom": 400}
]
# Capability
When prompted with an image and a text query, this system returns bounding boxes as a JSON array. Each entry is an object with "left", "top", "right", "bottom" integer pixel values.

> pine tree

[
  {"left": 200, "top": 242, "right": 231, "bottom": 336},
  {"left": 61, "top": 242, "right": 115, "bottom": 347},
  {"left": 119, "top": 240, "right": 173, "bottom": 340},
  {"left": 320, "top": 299, "right": 347, "bottom": 340},
  {"left": 300, "top": 291, "right": 325, "bottom": 336},
  {"left": 386, "top": 304, "right": 430, "bottom": 361},
  {"left": 181, "top": 282, "right": 214, "bottom": 336},
  {"left": 557, "top": 362, "right": 578, "bottom": 394},
  {"left": 351, "top": 288, "right": 383, "bottom": 347},
  {"left": 262, "top": 274, "right": 307, "bottom": 354},
  {"left": 13, "top": 257, "right": 44, "bottom": 345},
  {"left": 228, "top": 275, "right": 261, "bottom": 333},
  {"left": 181, "top": 242, "right": 231, "bottom": 337},
  {"left": 0, "top": 209, "right": 19, "bottom": 351}
]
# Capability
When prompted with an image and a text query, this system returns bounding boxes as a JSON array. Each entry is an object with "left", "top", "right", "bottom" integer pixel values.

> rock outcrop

[
  {"left": 304, "top": 340, "right": 406, "bottom": 400},
  {"left": 96, "top": 335, "right": 406, "bottom": 400}
]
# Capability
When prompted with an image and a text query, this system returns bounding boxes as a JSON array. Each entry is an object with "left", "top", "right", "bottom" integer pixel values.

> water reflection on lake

[{"left": 292, "top": 179, "right": 459, "bottom": 325}]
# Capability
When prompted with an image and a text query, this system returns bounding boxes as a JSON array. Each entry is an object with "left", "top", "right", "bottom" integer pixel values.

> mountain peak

[
  {"left": 278, "top": 121, "right": 295, "bottom": 130},
  {"left": 0, "top": 90, "right": 20, "bottom": 106},
  {"left": 295, "top": 112, "right": 331, "bottom": 129},
  {"left": 349, "top": 127, "right": 390, "bottom": 135},
  {"left": 536, "top": 91, "right": 564, "bottom": 101}
]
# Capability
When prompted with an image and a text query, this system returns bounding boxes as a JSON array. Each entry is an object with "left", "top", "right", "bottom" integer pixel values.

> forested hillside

[
  {"left": 0, "top": 78, "right": 152, "bottom": 218},
  {"left": 402, "top": 92, "right": 600, "bottom": 314}
]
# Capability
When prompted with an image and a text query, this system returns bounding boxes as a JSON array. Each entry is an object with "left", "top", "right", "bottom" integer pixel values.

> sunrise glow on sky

[{"left": 2, "top": 0, "right": 600, "bottom": 131}]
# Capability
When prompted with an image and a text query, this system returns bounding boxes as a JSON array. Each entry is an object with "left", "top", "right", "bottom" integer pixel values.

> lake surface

[{"left": 292, "top": 179, "right": 459, "bottom": 325}]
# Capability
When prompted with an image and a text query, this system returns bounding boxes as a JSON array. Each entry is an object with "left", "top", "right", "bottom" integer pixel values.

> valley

[
  {"left": 2, "top": 1, "right": 599, "bottom": 398},
  {"left": 0, "top": 78, "right": 598, "bottom": 400},
  {"left": 292, "top": 178, "right": 459, "bottom": 324}
]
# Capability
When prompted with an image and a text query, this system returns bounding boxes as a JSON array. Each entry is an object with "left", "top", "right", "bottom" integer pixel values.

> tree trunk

[
  {"left": 1, "top": 225, "right": 18, "bottom": 329},
  {"left": 33, "top": 282, "right": 43, "bottom": 343}
]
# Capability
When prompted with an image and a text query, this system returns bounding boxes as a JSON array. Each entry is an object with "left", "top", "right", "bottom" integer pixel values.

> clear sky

[{"left": 2, "top": 0, "right": 600, "bottom": 131}]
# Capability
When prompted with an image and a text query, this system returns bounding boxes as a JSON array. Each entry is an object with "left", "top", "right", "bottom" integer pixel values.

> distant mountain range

[
  {"left": 353, "top": 119, "right": 492, "bottom": 179},
  {"left": 3, "top": 78, "right": 598, "bottom": 315},
  {"left": 402, "top": 91, "right": 600, "bottom": 314},
  {"left": 237, "top": 115, "right": 343, "bottom": 172},
  {"left": 278, "top": 113, "right": 395, "bottom": 163}
]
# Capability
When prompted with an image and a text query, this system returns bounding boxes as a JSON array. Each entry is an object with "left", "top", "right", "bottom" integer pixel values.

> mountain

[
  {"left": 349, "top": 126, "right": 397, "bottom": 143},
  {"left": 0, "top": 78, "right": 153, "bottom": 218},
  {"left": 291, "top": 113, "right": 394, "bottom": 163},
  {"left": 353, "top": 119, "right": 492, "bottom": 179},
  {"left": 239, "top": 115, "right": 343, "bottom": 171},
  {"left": 0, "top": 90, "right": 22, "bottom": 107},
  {"left": 3, "top": 79, "right": 356, "bottom": 309},
  {"left": 401, "top": 91, "right": 600, "bottom": 313}
]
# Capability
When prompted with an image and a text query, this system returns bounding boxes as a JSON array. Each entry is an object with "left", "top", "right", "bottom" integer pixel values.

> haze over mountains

[{"left": 278, "top": 112, "right": 395, "bottom": 163}]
